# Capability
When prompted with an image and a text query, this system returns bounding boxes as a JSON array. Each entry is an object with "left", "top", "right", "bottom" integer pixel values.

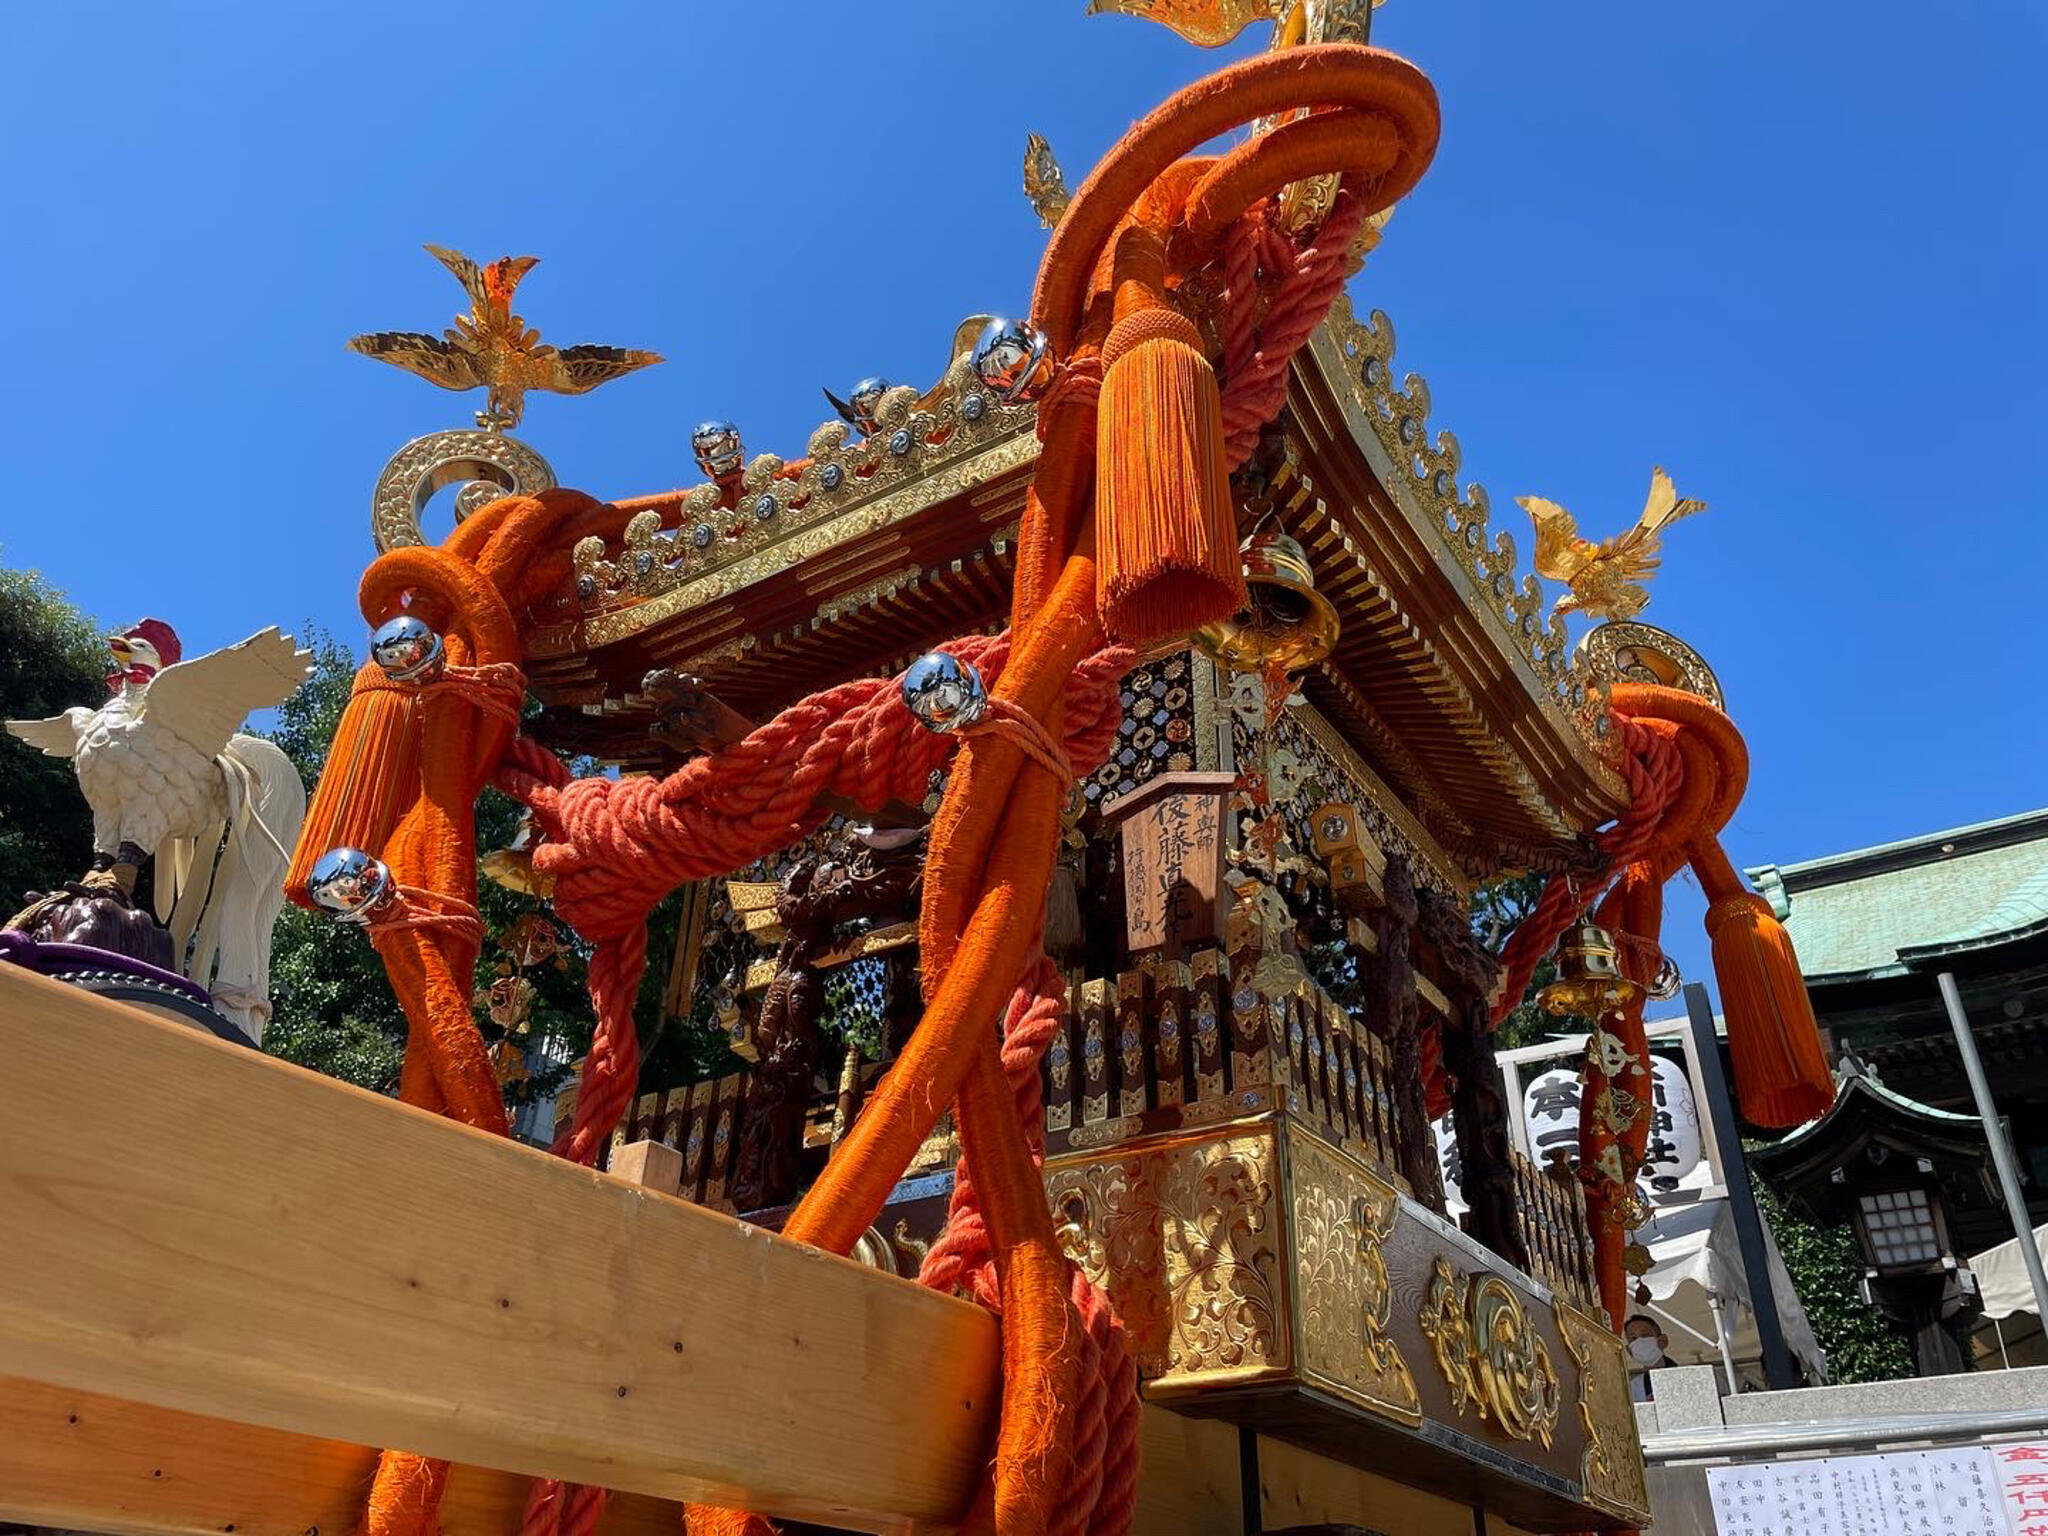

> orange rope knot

[{"left": 963, "top": 697, "right": 1075, "bottom": 786}]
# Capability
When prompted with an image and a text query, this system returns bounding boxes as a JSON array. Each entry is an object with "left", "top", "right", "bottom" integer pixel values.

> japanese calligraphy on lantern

[
  {"left": 1109, "top": 772, "right": 1233, "bottom": 957},
  {"left": 1519, "top": 1053, "right": 1701, "bottom": 1185},
  {"left": 1707, "top": 1447, "right": 2004, "bottom": 1536}
]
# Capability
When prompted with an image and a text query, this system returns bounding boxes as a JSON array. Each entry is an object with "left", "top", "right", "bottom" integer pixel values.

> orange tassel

[
  {"left": 285, "top": 664, "right": 423, "bottom": 902},
  {"left": 1093, "top": 308, "right": 1244, "bottom": 645},
  {"left": 1704, "top": 891, "right": 1834, "bottom": 1128}
]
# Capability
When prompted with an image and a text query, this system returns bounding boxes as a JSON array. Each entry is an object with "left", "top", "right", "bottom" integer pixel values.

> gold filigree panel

[
  {"left": 1287, "top": 1129, "right": 1421, "bottom": 1425},
  {"left": 1048, "top": 1130, "right": 1285, "bottom": 1387},
  {"left": 1418, "top": 1255, "right": 1562, "bottom": 1450},
  {"left": 1557, "top": 1300, "right": 1652, "bottom": 1525},
  {"left": 1577, "top": 619, "right": 1725, "bottom": 712}
]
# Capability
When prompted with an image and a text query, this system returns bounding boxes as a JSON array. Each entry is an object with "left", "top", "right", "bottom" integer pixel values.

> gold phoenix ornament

[
  {"left": 1087, "top": 0, "right": 1382, "bottom": 48},
  {"left": 350, "top": 245, "right": 662, "bottom": 432},
  {"left": 1520, "top": 468, "right": 1706, "bottom": 623},
  {"left": 1023, "top": 133, "right": 1072, "bottom": 229}
]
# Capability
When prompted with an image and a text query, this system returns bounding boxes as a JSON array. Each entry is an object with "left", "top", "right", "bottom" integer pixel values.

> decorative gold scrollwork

[
  {"left": 1047, "top": 1133, "right": 1282, "bottom": 1383},
  {"left": 1418, "top": 1255, "right": 1562, "bottom": 1449},
  {"left": 370, "top": 427, "right": 557, "bottom": 553},
  {"left": 1292, "top": 1132, "right": 1420, "bottom": 1423},
  {"left": 1557, "top": 1301, "right": 1652, "bottom": 1524}
]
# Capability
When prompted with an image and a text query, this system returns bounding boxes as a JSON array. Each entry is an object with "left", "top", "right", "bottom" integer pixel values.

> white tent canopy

[
  {"left": 1970, "top": 1221, "right": 2048, "bottom": 1320},
  {"left": 1634, "top": 1196, "right": 1829, "bottom": 1387}
]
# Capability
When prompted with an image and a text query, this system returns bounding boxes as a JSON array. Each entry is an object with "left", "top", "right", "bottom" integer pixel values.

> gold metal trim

[
  {"left": 371, "top": 428, "right": 558, "bottom": 553},
  {"left": 525, "top": 392, "right": 1040, "bottom": 657}
]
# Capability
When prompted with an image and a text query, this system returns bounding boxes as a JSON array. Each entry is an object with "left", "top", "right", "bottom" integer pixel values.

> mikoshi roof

[{"left": 1745, "top": 807, "right": 2048, "bottom": 982}]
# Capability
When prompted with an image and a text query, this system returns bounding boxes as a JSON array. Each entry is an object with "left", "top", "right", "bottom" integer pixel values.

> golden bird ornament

[
  {"left": 1520, "top": 467, "right": 1706, "bottom": 622},
  {"left": 1023, "top": 134, "right": 1072, "bottom": 229},
  {"left": 349, "top": 245, "right": 662, "bottom": 432}
]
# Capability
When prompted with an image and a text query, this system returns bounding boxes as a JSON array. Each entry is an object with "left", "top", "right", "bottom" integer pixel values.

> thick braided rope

[
  {"left": 916, "top": 958, "right": 1140, "bottom": 1536},
  {"left": 496, "top": 640, "right": 1132, "bottom": 1170},
  {"left": 1488, "top": 714, "right": 1684, "bottom": 1025},
  {"left": 354, "top": 659, "right": 527, "bottom": 727},
  {"left": 1218, "top": 182, "right": 1375, "bottom": 466},
  {"left": 363, "top": 885, "right": 485, "bottom": 945}
]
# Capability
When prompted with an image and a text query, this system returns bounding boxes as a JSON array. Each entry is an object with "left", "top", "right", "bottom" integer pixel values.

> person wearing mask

[{"left": 1624, "top": 1314, "right": 1675, "bottom": 1402}]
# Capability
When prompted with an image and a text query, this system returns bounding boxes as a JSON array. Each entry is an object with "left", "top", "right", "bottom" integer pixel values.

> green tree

[
  {"left": 1471, "top": 870, "right": 1591, "bottom": 1050},
  {"left": 260, "top": 631, "right": 727, "bottom": 1120},
  {"left": 1753, "top": 1177, "right": 1914, "bottom": 1383},
  {"left": 0, "top": 560, "right": 105, "bottom": 908},
  {"left": 260, "top": 631, "right": 409, "bottom": 1091}
]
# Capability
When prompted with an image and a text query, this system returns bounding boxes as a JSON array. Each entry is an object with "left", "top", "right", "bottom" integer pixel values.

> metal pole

[
  {"left": 1708, "top": 1291, "right": 1742, "bottom": 1395},
  {"left": 1938, "top": 970, "right": 2048, "bottom": 1324},
  {"left": 1683, "top": 981, "right": 1798, "bottom": 1389}
]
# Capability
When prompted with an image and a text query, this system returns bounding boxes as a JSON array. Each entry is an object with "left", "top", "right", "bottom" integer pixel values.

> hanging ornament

[
  {"left": 1537, "top": 921, "right": 1643, "bottom": 1017},
  {"left": 501, "top": 912, "right": 561, "bottom": 968},
  {"left": 1623, "top": 1241, "right": 1654, "bottom": 1277},
  {"left": 1193, "top": 528, "right": 1340, "bottom": 675},
  {"left": 485, "top": 975, "right": 537, "bottom": 1032},
  {"left": 490, "top": 1037, "right": 530, "bottom": 1087},
  {"left": 482, "top": 810, "right": 555, "bottom": 897}
]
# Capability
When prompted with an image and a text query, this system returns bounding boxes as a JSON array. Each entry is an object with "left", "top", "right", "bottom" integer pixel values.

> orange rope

[{"left": 295, "top": 44, "right": 1443, "bottom": 1536}]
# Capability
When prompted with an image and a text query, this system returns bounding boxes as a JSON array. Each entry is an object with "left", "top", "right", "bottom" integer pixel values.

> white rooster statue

[{"left": 6, "top": 619, "right": 313, "bottom": 1038}]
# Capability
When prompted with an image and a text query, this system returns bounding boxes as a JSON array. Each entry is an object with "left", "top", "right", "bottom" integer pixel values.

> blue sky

[{"left": 4, "top": 2, "right": 2043, "bottom": 987}]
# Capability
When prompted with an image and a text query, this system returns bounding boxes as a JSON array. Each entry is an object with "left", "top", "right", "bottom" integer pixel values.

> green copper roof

[{"left": 1745, "top": 808, "right": 2048, "bottom": 982}]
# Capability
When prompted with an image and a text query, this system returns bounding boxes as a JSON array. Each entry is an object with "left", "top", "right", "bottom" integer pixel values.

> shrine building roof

[{"left": 1746, "top": 808, "right": 2048, "bottom": 983}]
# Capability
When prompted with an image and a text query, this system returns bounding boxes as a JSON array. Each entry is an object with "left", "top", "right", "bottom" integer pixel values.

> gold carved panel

[
  {"left": 1557, "top": 1300, "right": 1652, "bottom": 1526},
  {"left": 1286, "top": 1129, "right": 1421, "bottom": 1425},
  {"left": 1418, "top": 1255, "right": 1562, "bottom": 1450},
  {"left": 1048, "top": 1128, "right": 1286, "bottom": 1388}
]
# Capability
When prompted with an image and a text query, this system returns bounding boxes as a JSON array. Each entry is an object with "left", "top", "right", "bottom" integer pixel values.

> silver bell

[
  {"left": 973, "top": 318, "right": 1053, "bottom": 404},
  {"left": 369, "top": 614, "right": 445, "bottom": 684},
  {"left": 692, "top": 419, "right": 744, "bottom": 480},
  {"left": 901, "top": 652, "right": 987, "bottom": 734},
  {"left": 307, "top": 847, "right": 394, "bottom": 924},
  {"left": 824, "top": 376, "right": 891, "bottom": 436}
]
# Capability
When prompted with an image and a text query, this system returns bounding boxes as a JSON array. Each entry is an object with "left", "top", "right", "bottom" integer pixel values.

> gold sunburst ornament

[
  {"left": 349, "top": 245, "right": 662, "bottom": 432},
  {"left": 1520, "top": 467, "right": 1707, "bottom": 623}
]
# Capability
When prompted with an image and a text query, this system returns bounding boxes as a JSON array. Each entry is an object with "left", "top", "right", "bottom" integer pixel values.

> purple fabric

[{"left": 0, "top": 929, "right": 215, "bottom": 1004}]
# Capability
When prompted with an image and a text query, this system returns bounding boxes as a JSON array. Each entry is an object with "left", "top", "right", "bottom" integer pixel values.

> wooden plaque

[{"left": 1107, "top": 772, "right": 1235, "bottom": 959}]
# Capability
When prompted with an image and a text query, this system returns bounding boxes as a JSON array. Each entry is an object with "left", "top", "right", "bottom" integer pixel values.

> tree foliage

[
  {"left": 1752, "top": 1177, "right": 1914, "bottom": 1383},
  {"left": 0, "top": 560, "right": 106, "bottom": 907},
  {"left": 259, "top": 630, "right": 728, "bottom": 1122}
]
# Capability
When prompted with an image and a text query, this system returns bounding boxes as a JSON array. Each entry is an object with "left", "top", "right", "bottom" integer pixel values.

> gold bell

[
  {"left": 481, "top": 811, "right": 554, "bottom": 898},
  {"left": 1536, "top": 921, "right": 1642, "bottom": 1017},
  {"left": 1194, "top": 528, "right": 1340, "bottom": 674}
]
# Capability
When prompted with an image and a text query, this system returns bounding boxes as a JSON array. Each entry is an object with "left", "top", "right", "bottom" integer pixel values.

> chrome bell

[
  {"left": 369, "top": 614, "right": 445, "bottom": 684},
  {"left": 824, "top": 376, "right": 891, "bottom": 436},
  {"left": 901, "top": 651, "right": 988, "bottom": 733},
  {"left": 307, "top": 847, "right": 395, "bottom": 924},
  {"left": 692, "top": 419, "right": 745, "bottom": 480},
  {"left": 1193, "top": 528, "right": 1341, "bottom": 675},
  {"left": 972, "top": 318, "right": 1053, "bottom": 404},
  {"left": 1536, "top": 922, "right": 1643, "bottom": 1018}
]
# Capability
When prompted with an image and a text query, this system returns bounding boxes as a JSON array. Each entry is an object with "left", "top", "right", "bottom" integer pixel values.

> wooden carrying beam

[{"left": 0, "top": 965, "right": 999, "bottom": 1531}]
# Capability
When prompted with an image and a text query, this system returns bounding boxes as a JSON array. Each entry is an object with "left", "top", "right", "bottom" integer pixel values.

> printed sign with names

[{"left": 1708, "top": 1446, "right": 2004, "bottom": 1536}]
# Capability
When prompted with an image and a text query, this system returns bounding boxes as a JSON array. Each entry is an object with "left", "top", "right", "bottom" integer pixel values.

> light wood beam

[
  {"left": 0, "top": 965, "right": 998, "bottom": 1531},
  {"left": 0, "top": 1374, "right": 678, "bottom": 1536}
]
